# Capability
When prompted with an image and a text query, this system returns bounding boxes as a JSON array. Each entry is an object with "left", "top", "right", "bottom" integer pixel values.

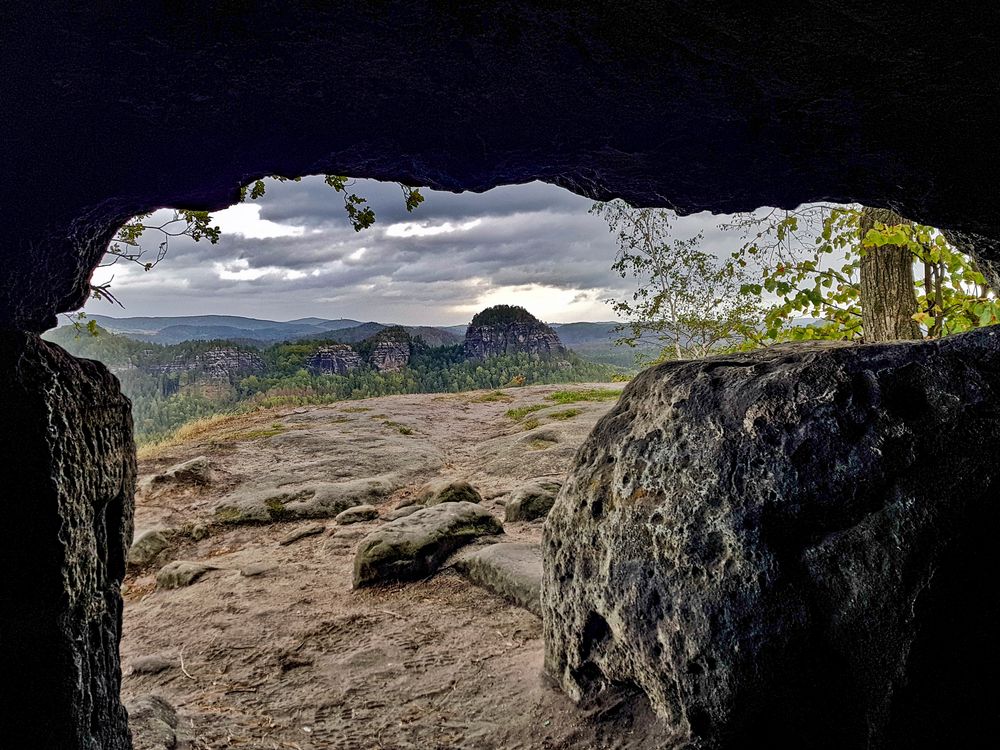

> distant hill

[
  {"left": 87, "top": 314, "right": 364, "bottom": 344},
  {"left": 75, "top": 314, "right": 647, "bottom": 365}
]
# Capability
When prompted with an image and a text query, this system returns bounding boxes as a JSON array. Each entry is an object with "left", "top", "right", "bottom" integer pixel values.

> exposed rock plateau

[{"left": 544, "top": 331, "right": 1000, "bottom": 749}]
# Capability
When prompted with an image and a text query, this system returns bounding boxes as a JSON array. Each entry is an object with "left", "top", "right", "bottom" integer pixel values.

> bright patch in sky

[
  {"left": 213, "top": 204, "right": 305, "bottom": 239},
  {"left": 384, "top": 218, "right": 482, "bottom": 238},
  {"left": 214, "top": 259, "right": 276, "bottom": 281},
  {"left": 454, "top": 283, "right": 606, "bottom": 322}
]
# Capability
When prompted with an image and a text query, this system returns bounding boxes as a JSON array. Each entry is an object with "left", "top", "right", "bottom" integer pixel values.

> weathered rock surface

[
  {"left": 147, "top": 347, "right": 264, "bottom": 382},
  {"left": 336, "top": 504, "right": 379, "bottom": 524},
  {"left": 354, "top": 502, "right": 503, "bottom": 587},
  {"left": 129, "top": 655, "right": 174, "bottom": 676},
  {"left": 307, "top": 344, "right": 361, "bottom": 375},
  {"left": 278, "top": 522, "right": 326, "bottom": 545},
  {"left": 544, "top": 332, "right": 1000, "bottom": 749},
  {"left": 0, "top": 332, "right": 134, "bottom": 749},
  {"left": 464, "top": 306, "right": 565, "bottom": 360},
  {"left": 505, "top": 478, "right": 563, "bottom": 521},
  {"left": 147, "top": 456, "right": 214, "bottom": 488},
  {"left": 127, "top": 694, "right": 194, "bottom": 750},
  {"left": 386, "top": 503, "right": 425, "bottom": 520},
  {"left": 156, "top": 560, "right": 218, "bottom": 589},
  {"left": 454, "top": 542, "right": 542, "bottom": 616},
  {"left": 369, "top": 337, "right": 410, "bottom": 372},
  {"left": 127, "top": 528, "right": 173, "bottom": 570},
  {"left": 419, "top": 479, "right": 483, "bottom": 506}
]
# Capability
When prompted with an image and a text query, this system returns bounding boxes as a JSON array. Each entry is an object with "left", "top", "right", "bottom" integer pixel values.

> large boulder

[
  {"left": 354, "top": 502, "right": 503, "bottom": 588},
  {"left": 543, "top": 332, "right": 1000, "bottom": 749},
  {"left": 0, "top": 332, "right": 135, "bottom": 749}
]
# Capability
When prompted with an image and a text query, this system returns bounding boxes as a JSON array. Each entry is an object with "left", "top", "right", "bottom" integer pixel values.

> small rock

[
  {"left": 454, "top": 542, "right": 543, "bottom": 616},
  {"left": 240, "top": 562, "right": 276, "bottom": 577},
  {"left": 127, "top": 528, "right": 173, "bottom": 570},
  {"left": 149, "top": 456, "right": 214, "bottom": 487},
  {"left": 279, "top": 522, "right": 326, "bottom": 546},
  {"left": 386, "top": 504, "right": 425, "bottom": 520},
  {"left": 156, "top": 560, "right": 218, "bottom": 589},
  {"left": 505, "top": 478, "right": 563, "bottom": 522},
  {"left": 129, "top": 655, "right": 174, "bottom": 675},
  {"left": 336, "top": 504, "right": 379, "bottom": 524},
  {"left": 419, "top": 479, "right": 483, "bottom": 506},
  {"left": 188, "top": 522, "right": 210, "bottom": 541},
  {"left": 354, "top": 501, "right": 504, "bottom": 588},
  {"left": 127, "top": 695, "right": 194, "bottom": 750}
]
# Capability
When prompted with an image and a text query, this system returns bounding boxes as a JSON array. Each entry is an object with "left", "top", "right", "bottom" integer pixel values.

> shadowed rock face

[
  {"left": 543, "top": 330, "right": 1000, "bottom": 749},
  {"left": 465, "top": 322, "right": 565, "bottom": 360},
  {"left": 307, "top": 345, "right": 362, "bottom": 376},
  {"left": 0, "top": 333, "right": 136, "bottom": 749},
  {"left": 3, "top": 3, "right": 1000, "bottom": 329},
  {"left": 369, "top": 338, "right": 410, "bottom": 372},
  {"left": 147, "top": 347, "right": 265, "bottom": 380}
]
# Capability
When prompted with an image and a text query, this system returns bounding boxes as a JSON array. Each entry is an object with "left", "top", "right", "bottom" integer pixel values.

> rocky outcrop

[
  {"left": 353, "top": 502, "right": 503, "bottom": 587},
  {"left": 454, "top": 542, "right": 543, "bottom": 616},
  {"left": 148, "top": 347, "right": 265, "bottom": 380},
  {"left": 505, "top": 478, "right": 563, "bottom": 521},
  {"left": 544, "top": 331, "right": 1000, "bottom": 749},
  {"left": 0, "top": 332, "right": 135, "bottom": 749},
  {"left": 307, "top": 344, "right": 362, "bottom": 375},
  {"left": 126, "top": 695, "right": 194, "bottom": 750},
  {"left": 464, "top": 306, "right": 565, "bottom": 360},
  {"left": 418, "top": 478, "right": 483, "bottom": 506},
  {"left": 369, "top": 337, "right": 410, "bottom": 372}
]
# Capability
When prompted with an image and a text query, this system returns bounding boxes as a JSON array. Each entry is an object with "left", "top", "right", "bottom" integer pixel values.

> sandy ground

[{"left": 121, "top": 383, "right": 665, "bottom": 749}]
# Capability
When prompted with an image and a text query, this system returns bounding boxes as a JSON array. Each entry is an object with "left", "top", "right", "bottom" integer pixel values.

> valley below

[{"left": 121, "top": 382, "right": 664, "bottom": 750}]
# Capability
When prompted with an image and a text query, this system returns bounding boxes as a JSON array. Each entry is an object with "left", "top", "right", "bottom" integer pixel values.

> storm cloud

[{"left": 86, "top": 177, "right": 747, "bottom": 325}]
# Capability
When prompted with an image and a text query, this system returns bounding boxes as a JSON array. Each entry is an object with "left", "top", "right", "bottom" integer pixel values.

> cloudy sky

[{"left": 87, "top": 177, "right": 744, "bottom": 326}]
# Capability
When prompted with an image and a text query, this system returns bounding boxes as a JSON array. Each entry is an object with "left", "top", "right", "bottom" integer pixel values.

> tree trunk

[{"left": 859, "top": 206, "right": 922, "bottom": 342}]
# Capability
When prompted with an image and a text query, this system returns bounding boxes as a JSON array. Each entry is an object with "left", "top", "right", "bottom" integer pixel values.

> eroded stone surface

[
  {"left": 354, "top": 502, "right": 503, "bottom": 588},
  {"left": 454, "top": 542, "right": 542, "bottom": 616},
  {"left": 127, "top": 694, "right": 194, "bottom": 750},
  {"left": 505, "top": 478, "right": 563, "bottom": 522},
  {"left": 544, "top": 332, "right": 1000, "bottom": 748},
  {"left": 156, "top": 561, "right": 218, "bottom": 590},
  {"left": 0, "top": 332, "right": 134, "bottom": 749},
  {"left": 419, "top": 479, "right": 483, "bottom": 506},
  {"left": 336, "top": 504, "right": 379, "bottom": 524},
  {"left": 127, "top": 528, "right": 173, "bottom": 570}
]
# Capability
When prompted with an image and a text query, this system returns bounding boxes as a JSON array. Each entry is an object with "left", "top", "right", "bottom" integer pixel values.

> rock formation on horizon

[
  {"left": 367, "top": 327, "right": 411, "bottom": 372},
  {"left": 463, "top": 305, "right": 565, "bottom": 360},
  {"left": 306, "top": 344, "right": 362, "bottom": 375},
  {"left": 148, "top": 346, "right": 265, "bottom": 381}
]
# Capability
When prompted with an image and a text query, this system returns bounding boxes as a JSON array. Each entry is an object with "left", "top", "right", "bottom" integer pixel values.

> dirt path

[{"left": 121, "top": 383, "right": 664, "bottom": 749}]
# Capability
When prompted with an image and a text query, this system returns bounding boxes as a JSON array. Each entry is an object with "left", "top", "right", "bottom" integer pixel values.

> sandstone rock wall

[
  {"left": 543, "top": 332, "right": 1000, "bottom": 749},
  {"left": 369, "top": 339, "right": 410, "bottom": 372},
  {"left": 307, "top": 344, "right": 361, "bottom": 375},
  {"left": 0, "top": 332, "right": 135, "bottom": 748},
  {"left": 464, "top": 322, "right": 564, "bottom": 360},
  {"left": 147, "top": 347, "right": 265, "bottom": 380}
]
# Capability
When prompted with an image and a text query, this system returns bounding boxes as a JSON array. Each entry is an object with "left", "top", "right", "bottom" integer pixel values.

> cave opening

[{"left": 4, "top": 5, "right": 1000, "bottom": 749}]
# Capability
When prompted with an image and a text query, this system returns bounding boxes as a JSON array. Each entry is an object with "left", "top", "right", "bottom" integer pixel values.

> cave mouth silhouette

[{"left": 4, "top": 4, "right": 1000, "bottom": 748}]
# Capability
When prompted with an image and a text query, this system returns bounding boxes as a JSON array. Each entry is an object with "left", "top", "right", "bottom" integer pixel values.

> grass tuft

[{"left": 545, "top": 388, "right": 621, "bottom": 405}]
